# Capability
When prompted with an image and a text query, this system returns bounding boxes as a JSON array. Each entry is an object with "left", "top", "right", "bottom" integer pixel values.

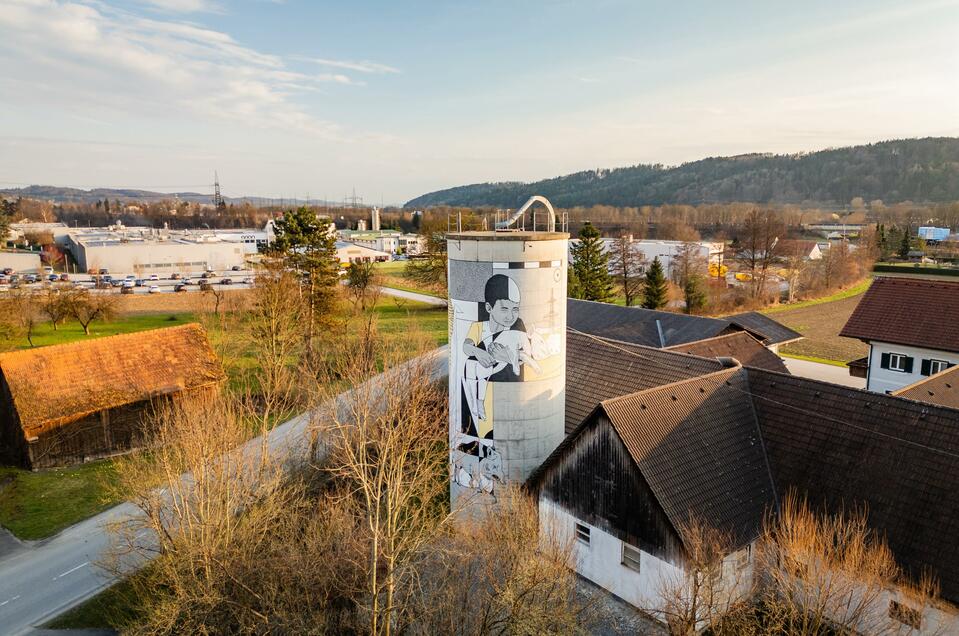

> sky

[{"left": 1, "top": 0, "right": 958, "bottom": 204}]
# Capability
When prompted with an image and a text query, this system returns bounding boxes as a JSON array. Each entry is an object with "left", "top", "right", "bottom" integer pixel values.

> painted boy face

[{"left": 486, "top": 298, "right": 520, "bottom": 328}]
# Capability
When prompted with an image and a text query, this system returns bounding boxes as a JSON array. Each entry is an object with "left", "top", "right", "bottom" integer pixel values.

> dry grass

[{"left": 769, "top": 293, "right": 868, "bottom": 363}]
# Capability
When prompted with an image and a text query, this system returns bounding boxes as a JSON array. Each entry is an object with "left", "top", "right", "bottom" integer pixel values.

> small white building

[
  {"left": 568, "top": 237, "right": 724, "bottom": 279},
  {"left": 841, "top": 277, "right": 959, "bottom": 394},
  {"left": 335, "top": 241, "right": 391, "bottom": 265},
  {"left": 0, "top": 250, "right": 42, "bottom": 273}
]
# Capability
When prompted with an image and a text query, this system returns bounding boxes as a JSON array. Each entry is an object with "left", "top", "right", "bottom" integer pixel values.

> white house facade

[{"left": 865, "top": 341, "right": 959, "bottom": 394}]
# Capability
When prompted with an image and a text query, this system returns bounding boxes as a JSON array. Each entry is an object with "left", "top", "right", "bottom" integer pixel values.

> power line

[{"left": 567, "top": 327, "right": 959, "bottom": 462}]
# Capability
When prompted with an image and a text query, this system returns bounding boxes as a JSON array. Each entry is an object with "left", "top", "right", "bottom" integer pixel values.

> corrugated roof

[
  {"left": 0, "top": 323, "right": 224, "bottom": 434},
  {"left": 565, "top": 329, "right": 723, "bottom": 433},
  {"left": 665, "top": 332, "right": 790, "bottom": 373},
  {"left": 725, "top": 311, "right": 803, "bottom": 346},
  {"left": 839, "top": 277, "right": 959, "bottom": 353},
  {"left": 601, "top": 368, "right": 776, "bottom": 549},
  {"left": 568, "top": 299, "right": 735, "bottom": 347},
  {"left": 893, "top": 365, "right": 959, "bottom": 411}
]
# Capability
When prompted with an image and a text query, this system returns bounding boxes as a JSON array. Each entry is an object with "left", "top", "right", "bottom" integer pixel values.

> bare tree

[
  {"left": 737, "top": 210, "right": 784, "bottom": 299},
  {"left": 63, "top": 287, "right": 117, "bottom": 335},
  {"left": 674, "top": 242, "right": 709, "bottom": 314},
  {"left": 757, "top": 493, "right": 953, "bottom": 635},
  {"left": 5, "top": 288, "right": 41, "bottom": 347},
  {"left": 608, "top": 234, "right": 645, "bottom": 306},
  {"left": 38, "top": 283, "right": 71, "bottom": 331}
]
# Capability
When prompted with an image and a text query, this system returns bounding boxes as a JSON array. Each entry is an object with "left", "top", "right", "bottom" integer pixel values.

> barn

[{"left": 0, "top": 323, "right": 225, "bottom": 469}]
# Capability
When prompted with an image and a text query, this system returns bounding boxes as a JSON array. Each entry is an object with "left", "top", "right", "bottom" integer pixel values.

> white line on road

[
  {"left": 53, "top": 561, "right": 89, "bottom": 580},
  {"left": 0, "top": 595, "right": 20, "bottom": 606}
]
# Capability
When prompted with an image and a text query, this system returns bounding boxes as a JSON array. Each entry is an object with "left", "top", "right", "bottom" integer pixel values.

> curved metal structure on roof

[{"left": 495, "top": 195, "right": 557, "bottom": 232}]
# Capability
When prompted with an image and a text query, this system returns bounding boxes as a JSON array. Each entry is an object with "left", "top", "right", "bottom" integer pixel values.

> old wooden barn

[{"left": 0, "top": 323, "right": 224, "bottom": 469}]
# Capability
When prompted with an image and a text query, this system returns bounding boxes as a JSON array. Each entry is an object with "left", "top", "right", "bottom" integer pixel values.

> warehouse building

[{"left": 67, "top": 231, "right": 245, "bottom": 274}]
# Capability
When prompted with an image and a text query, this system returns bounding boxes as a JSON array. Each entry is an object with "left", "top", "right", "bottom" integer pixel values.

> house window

[
  {"left": 622, "top": 543, "right": 641, "bottom": 572},
  {"left": 574, "top": 522, "right": 590, "bottom": 546},
  {"left": 889, "top": 600, "right": 922, "bottom": 630},
  {"left": 925, "top": 359, "right": 952, "bottom": 376},
  {"left": 882, "top": 352, "right": 913, "bottom": 373}
]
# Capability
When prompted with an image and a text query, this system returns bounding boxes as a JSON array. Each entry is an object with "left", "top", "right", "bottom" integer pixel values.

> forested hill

[{"left": 405, "top": 138, "right": 959, "bottom": 208}]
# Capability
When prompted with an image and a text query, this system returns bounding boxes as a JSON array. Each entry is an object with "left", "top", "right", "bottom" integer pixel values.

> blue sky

[{"left": 1, "top": 0, "right": 957, "bottom": 204}]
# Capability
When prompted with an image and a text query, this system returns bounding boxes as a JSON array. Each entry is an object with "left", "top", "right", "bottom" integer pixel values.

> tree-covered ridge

[{"left": 406, "top": 137, "right": 959, "bottom": 208}]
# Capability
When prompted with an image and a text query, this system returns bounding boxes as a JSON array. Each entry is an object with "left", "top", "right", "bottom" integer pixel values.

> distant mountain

[
  {"left": 0, "top": 185, "right": 275, "bottom": 206},
  {"left": 405, "top": 138, "right": 959, "bottom": 208}
]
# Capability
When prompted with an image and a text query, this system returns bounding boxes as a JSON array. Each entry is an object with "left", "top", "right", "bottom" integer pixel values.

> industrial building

[
  {"left": 568, "top": 237, "right": 724, "bottom": 280},
  {"left": 66, "top": 229, "right": 246, "bottom": 274},
  {"left": 0, "top": 249, "right": 42, "bottom": 273}
]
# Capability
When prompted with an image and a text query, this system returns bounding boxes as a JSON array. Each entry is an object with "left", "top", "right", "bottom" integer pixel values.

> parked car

[
  {"left": 201, "top": 271, "right": 214, "bottom": 279},
  {"left": 125, "top": 274, "right": 136, "bottom": 280},
  {"left": 111, "top": 279, "right": 124, "bottom": 287},
  {"left": 25, "top": 274, "right": 38, "bottom": 283},
  {"left": 120, "top": 285, "right": 134, "bottom": 294},
  {"left": 122, "top": 280, "right": 135, "bottom": 288},
  {"left": 43, "top": 266, "right": 54, "bottom": 275},
  {"left": 98, "top": 268, "right": 109, "bottom": 275},
  {"left": 47, "top": 274, "right": 59, "bottom": 282},
  {"left": 59, "top": 273, "right": 69, "bottom": 281},
  {"left": 134, "top": 279, "right": 145, "bottom": 287},
  {"left": 102, "top": 274, "right": 113, "bottom": 282},
  {"left": 170, "top": 272, "right": 181, "bottom": 280},
  {"left": 220, "top": 277, "right": 233, "bottom": 285},
  {"left": 148, "top": 285, "right": 161, "bottom": 294},
  {"left": 181, "top": 278, "right": 194, "bottom": 285},
  {"left": 231, "top": 265, "right": 242, "bottom": 271},
  {"left": 149, "top": 274, "right": 159, "bottom": 281},
  {"left": 0, "top": 275, "right": 8, "bottom": 285},
  {"left": 243, "top": 277, "right": 254, "bottom": 285},
  {"left": 2, "top": 267, "right": 14, "bottom": 275},
  {"left": 174, "top": 283, "right": 188, "bottom": 292}
]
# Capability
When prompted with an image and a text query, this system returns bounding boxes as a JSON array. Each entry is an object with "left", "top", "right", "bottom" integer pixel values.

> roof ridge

[
  {"left": 567, "top": 328, "right": 727, "bottom": 370},
  {"left": 663, "top": 330, "right": 764, "bottom": 350},
  {"left": 600, "top": 364, "right": 742, "bottom": 410},
  {"left": 0, "top": 322, "right": 205, "bottom": 363}
]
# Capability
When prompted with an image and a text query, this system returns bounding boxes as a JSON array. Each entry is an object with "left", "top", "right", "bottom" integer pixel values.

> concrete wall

[
  {"left": 540, "top": 498, "right": 756, "bottom": 626},
  {"left": 448, "top": 233, "right": 567, "bottom": 508},
  {"left": 72, "top": 239, "right": 244, "bottom": 274},
  {"left": 866, "top": 341, "right": 959, "bottom": 394},
  {"left": 0, "top": 250, "right": 42, "bottom": 273}
]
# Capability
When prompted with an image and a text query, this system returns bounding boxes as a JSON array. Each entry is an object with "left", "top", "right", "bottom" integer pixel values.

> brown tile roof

[
  {"left": 893, "top": 365, "right": 959, "bottom": 409},
  {"left": 839, "top": 277, "right": 959, "bottom": 353},
  {"left": 565, "top": 329, "right": 724, "bottom": 433},
  {"left": 600, "top": 368, "right": 776, "bottom": 549},
  {"left": 665, "top": 332, "right": 790, "bottom": 374},
  {"left": 0, "top": 323, "right": 224, "bottom": 435},
  {"left": 725, "top": 311, "right": 803, "bottom": 346},
  {"left": 748, "top": 368, "right": 959, "bottom": 603}
]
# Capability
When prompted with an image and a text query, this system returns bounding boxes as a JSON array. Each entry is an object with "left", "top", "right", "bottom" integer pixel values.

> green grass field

[
  {"left": 0, "top": 460, "right": 121, "bottom": 540},
  {"left": 373, "top": 261, "right": 445, "bottom": 298},
  {"left": 15, "top": 312, "right": 195, "bottom": 349}
]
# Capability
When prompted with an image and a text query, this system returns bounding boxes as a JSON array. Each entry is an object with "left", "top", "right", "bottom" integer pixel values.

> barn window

[
  {"left": 621, "top": 543, "right": 641, "bottom": 572},
  {"left": 574, "top": 522, "right": 590, "bottom": 546},
  {"left": 889, "top": 600, "right": 921, "bottom": 630}
]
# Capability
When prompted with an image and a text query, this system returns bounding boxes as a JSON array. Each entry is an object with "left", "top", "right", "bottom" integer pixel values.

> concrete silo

[{"left": 447, "top": 196, "right": 568, "bottom": 506}]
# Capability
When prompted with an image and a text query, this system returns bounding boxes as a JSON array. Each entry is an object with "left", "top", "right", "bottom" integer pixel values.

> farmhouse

[
  {"left": 841, "top": 277, "right": 959, "bottom": 394},
  {"left": 0, "top": 324, "right": 224, "bottom": 469},
  {"left": 533, "top": 333, "right": 959, "bottom": 631}
]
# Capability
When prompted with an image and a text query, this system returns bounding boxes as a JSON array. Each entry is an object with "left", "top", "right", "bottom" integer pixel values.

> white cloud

[
  {"left": 0, "top": 0, "right": 368, "bottom": 138},
  {"left": 295, "top": 56, "right": 400, "bottom": 74},
  {"left": 137, "top": 0, "right": 221, "bottom": 14}
]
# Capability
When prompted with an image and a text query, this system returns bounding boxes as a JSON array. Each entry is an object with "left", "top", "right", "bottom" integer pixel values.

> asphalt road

[
  {"left": 379, "top": 286, "right": 448, "bottom": 306},
  {"left": 781, "top": 356, "right": 866, "bottom": 389},
  {"left": 0, "top": 348, "right": 449, "bottom": 635}
]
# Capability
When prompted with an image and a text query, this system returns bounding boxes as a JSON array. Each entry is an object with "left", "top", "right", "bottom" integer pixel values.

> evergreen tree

[
  {"left": 641, "top": 256, "right": 668, "bottom": 310},
  {"left": 271, "top": 206, "right": 340, "bottom": 348},
  {"left": 683, "top": 275, "right": 707, "bottom": 314},
  {"left": 569, "top": 222, "right": 614, "bottom": 302},
  {"left": 898, "top": 226, "right": 911, "bottom": 259}
]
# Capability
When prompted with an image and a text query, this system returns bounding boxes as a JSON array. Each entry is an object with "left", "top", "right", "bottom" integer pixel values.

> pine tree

[
  {"left": 898, "top": 226, "right": 911, "bottom": 259},
  {"left": 683, "top": 275, "right": 707, "bottom": 314},
  {"left": 570, "top": 222, "right": 614, "bottom": 302},
  {"left": 642, "top": 256, "right": 668, "bottom": 310},
  {"left": 271, "top": 206, "right": 340, "bottom": 348}
]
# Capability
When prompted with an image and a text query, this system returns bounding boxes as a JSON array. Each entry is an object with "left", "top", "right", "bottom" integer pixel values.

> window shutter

[
  {"left": 904, "top": 357, "right": 914, "bottom": 373},
  {"left": 921, "top": 359, "right": 931, "bottom": 376},
  {"left": 880, "top": 353, "right": 891, "bottom": 369}
]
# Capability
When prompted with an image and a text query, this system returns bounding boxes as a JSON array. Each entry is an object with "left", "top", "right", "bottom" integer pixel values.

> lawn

[
  {"left": 14, "top": 312, "right": 195, "bottom": 349},
  {"left": 373, "top": 296, "right": 448, "bottom": 347},
  {"left": 761, "top": 279, "right": 872, "bottom": 314},
  {"left": 374, "top": 261, "right": 445, "bottom": 298},
  {"left": 0, "top": 459, "right": 121, "bottom": 540}
]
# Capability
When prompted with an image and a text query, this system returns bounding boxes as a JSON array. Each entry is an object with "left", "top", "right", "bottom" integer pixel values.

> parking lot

[{"left": 0, "top": 268, "right": 257, "bottom": 294}]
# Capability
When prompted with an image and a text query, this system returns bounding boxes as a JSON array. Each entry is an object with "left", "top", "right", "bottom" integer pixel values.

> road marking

[
  {"left": 53, "top": 561, "right": 89, "bottom": 580},
  {"left": 0, "top": 595, "right": 20, "bottom": 606}
]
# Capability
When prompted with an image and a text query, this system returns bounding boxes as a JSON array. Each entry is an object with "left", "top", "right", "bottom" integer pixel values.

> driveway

[{"left": 782, "top": 356, "right": 865, "bottom": 389}]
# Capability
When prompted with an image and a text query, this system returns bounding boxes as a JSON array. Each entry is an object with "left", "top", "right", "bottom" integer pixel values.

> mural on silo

[{"left": 450, "top": 266, "right": 564, "bottom": 495}]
